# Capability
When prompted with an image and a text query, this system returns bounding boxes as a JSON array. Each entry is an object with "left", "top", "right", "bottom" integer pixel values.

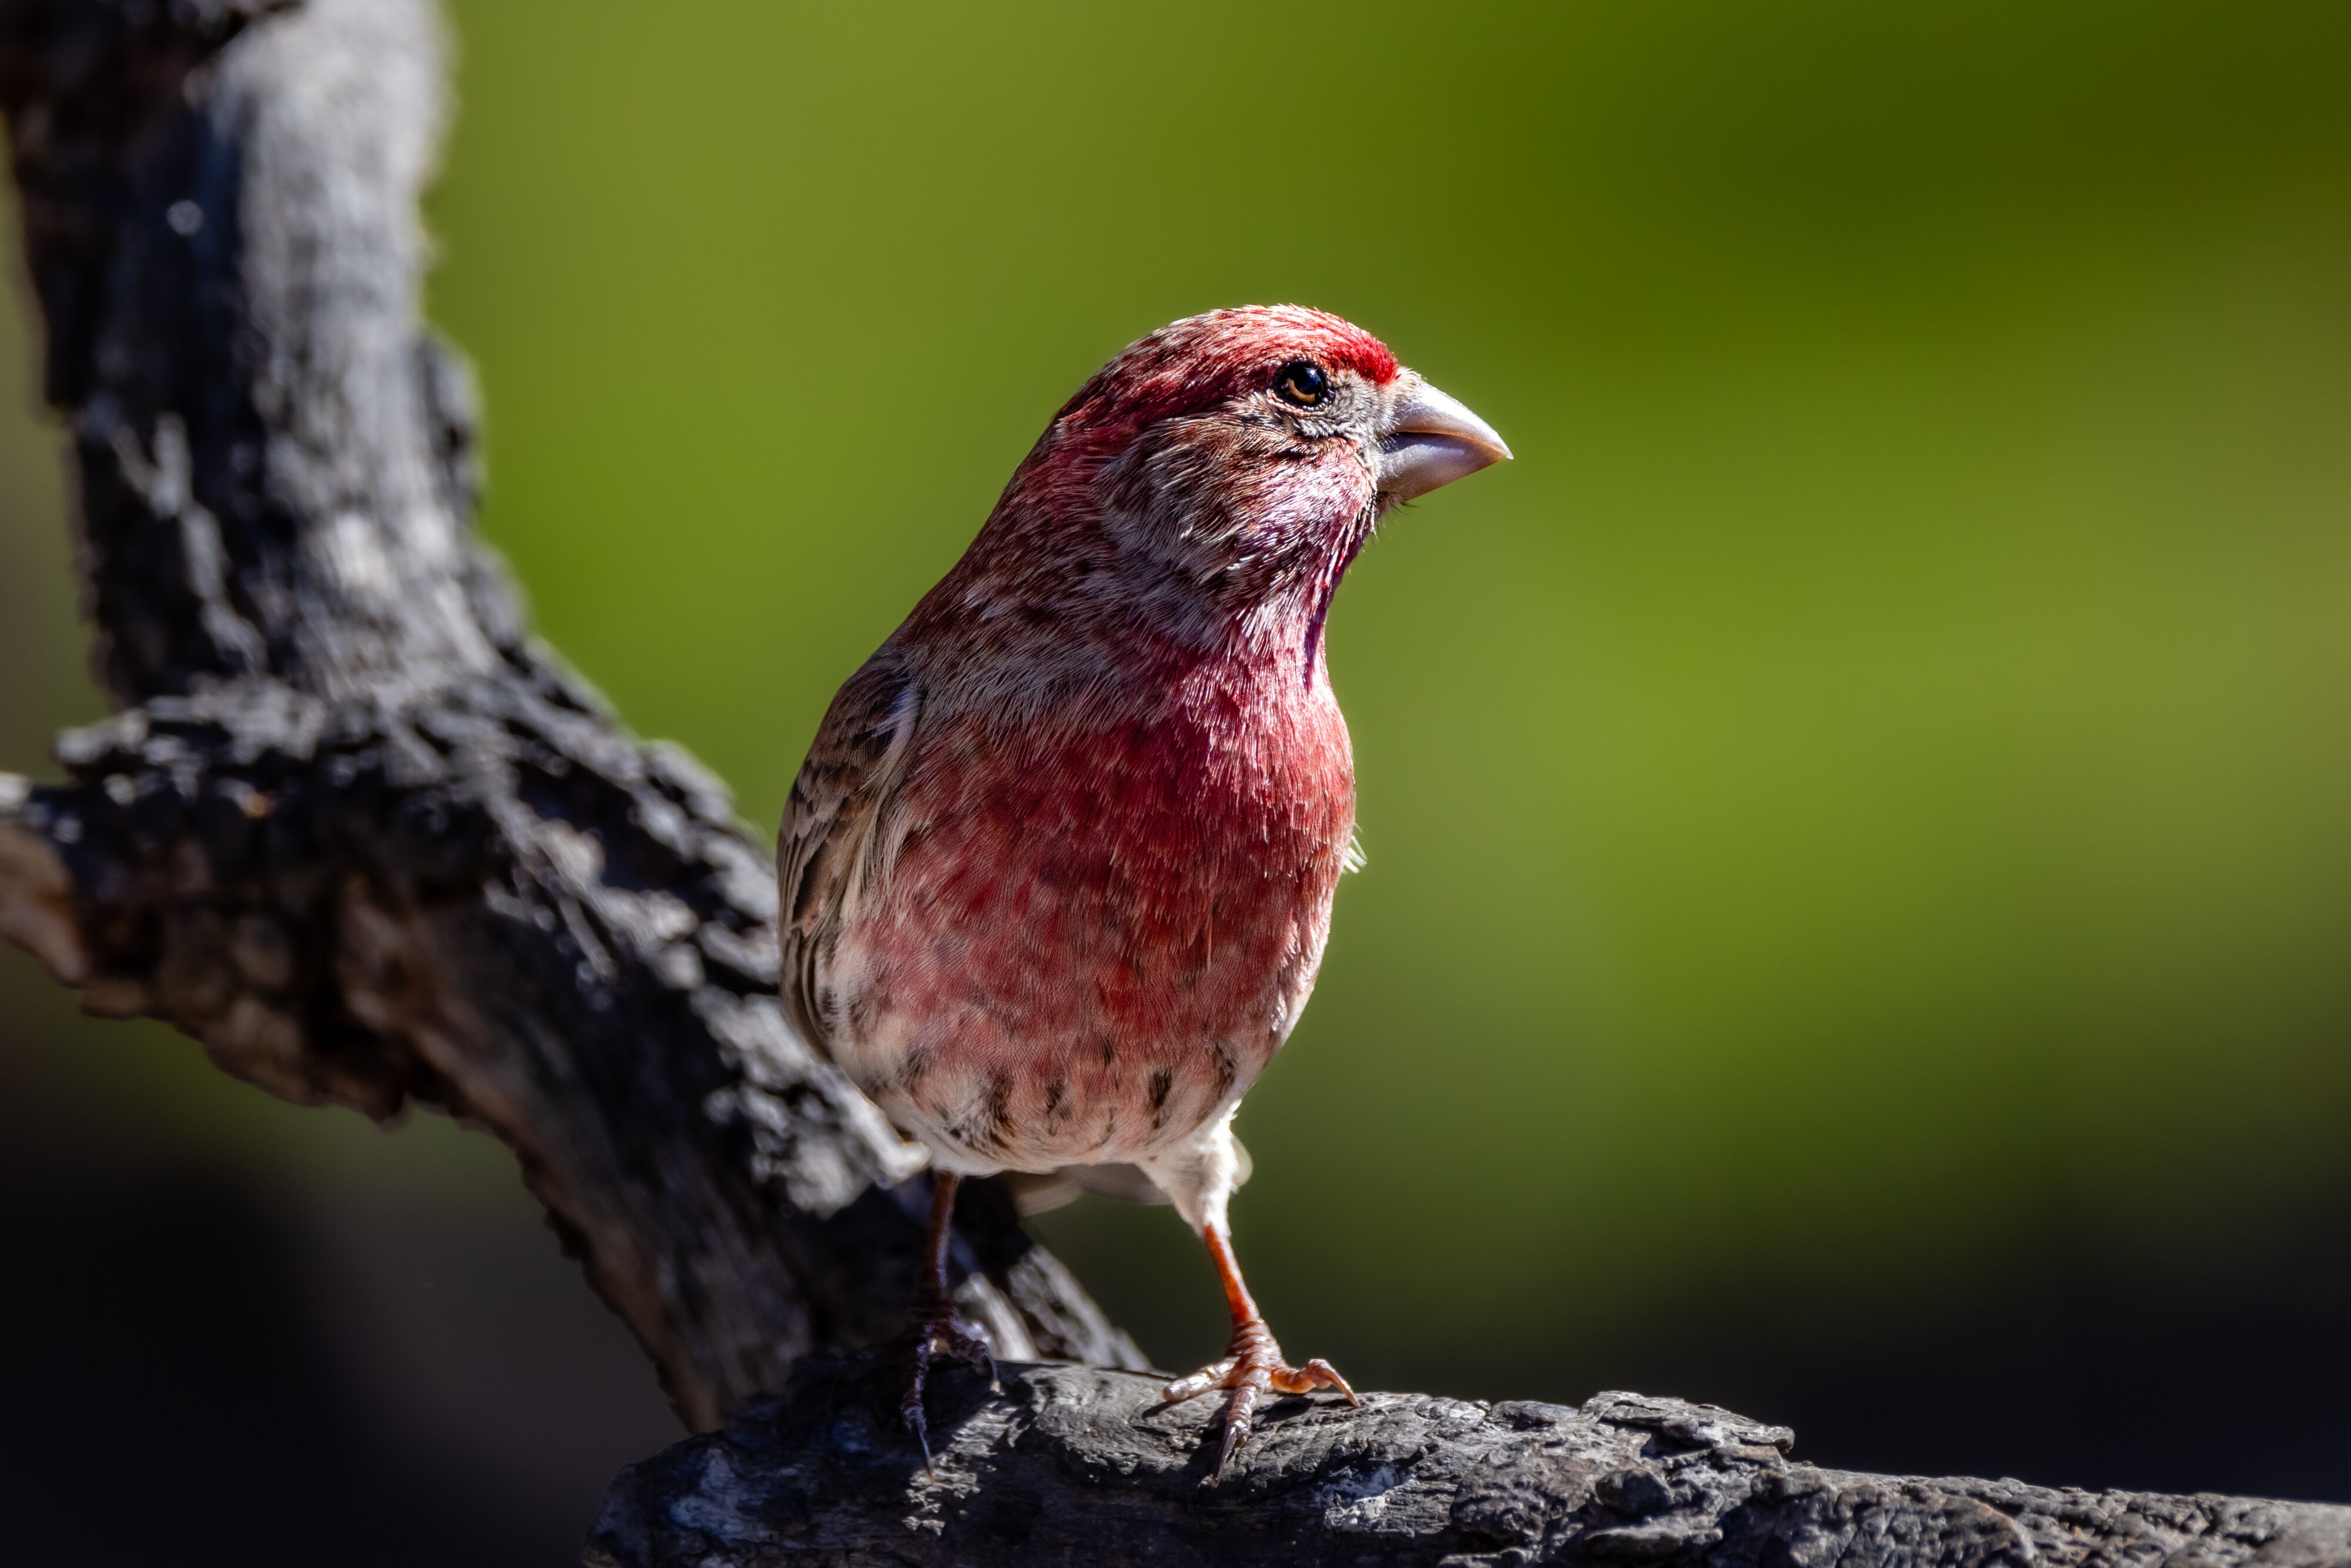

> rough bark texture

[
  {"left": 587, "top": 1359, "right": 2351, "bottom": 1568},
  {"left": 0, "top": 0, "right": 1141, "bottom": 1434},
  {"left": 2, "top": 4, "right": 2346, "bottom": 1567}
]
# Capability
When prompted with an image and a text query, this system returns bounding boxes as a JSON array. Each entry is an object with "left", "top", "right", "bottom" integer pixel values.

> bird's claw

[
  {"left": 1162, "top": 1316, "right": 1356, "bottom": 1483},
  {"left": 900, "top": 1297, "right": 998, "bottom": 1475}
]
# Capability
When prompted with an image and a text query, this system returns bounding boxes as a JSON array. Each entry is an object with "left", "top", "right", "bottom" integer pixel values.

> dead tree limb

[
  {"left": 586, "top": 1359, "right": 2351, "bottom": 1568},
  {"left": 2, "top": 3, "right": 2347, "bottom": 1565},
  {"left": 0, "top": 0, "right": 1139, "bottom": 1434}
]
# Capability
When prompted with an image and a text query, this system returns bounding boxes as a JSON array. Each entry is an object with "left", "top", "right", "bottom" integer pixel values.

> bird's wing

[{"left": 778, "top": 649, "right": 920, "bottom": 1058}]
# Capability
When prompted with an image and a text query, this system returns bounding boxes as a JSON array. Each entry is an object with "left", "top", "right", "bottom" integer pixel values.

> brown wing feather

[{"left": 778, "top": 651, "right": 919, "bottom": 1061}]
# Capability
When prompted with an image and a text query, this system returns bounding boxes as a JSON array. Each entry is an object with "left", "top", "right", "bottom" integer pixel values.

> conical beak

[{"left": 1377, "top": 374, "right": 1512, "bottom": 505}]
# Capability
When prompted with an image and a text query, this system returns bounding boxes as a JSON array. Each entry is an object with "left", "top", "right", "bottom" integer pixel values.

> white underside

[{"left": 916, "top": 1098, "right": 1249, "bottom": 1237}]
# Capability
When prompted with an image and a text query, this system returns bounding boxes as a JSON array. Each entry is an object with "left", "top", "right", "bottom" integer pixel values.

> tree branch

[
  {"left": 584, "top": 1359, "right": 2351, "bottom": 1568},
  {"left": 4, "top": 3, "right": 2346, "bottom": 1565},
  {"left": 0, "top": 0, "right": 1139, "bottom": 1434}
]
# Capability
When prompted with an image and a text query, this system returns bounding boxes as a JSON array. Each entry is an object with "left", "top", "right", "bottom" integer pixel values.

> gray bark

[
  {"left": 585, "top": 1360, "right": 2351, "bottom": 1568},
  {"left": 0, "top": 0, "right": 1139, "bottom": 1435},
  {"left": 1, "top": 3, "right": 2345, "bottom": 1566}
]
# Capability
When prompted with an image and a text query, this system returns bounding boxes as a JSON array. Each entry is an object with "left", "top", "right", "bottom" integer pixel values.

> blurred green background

[{"left": 6, "top": 1, "right": 2351, "bottom": 1558}]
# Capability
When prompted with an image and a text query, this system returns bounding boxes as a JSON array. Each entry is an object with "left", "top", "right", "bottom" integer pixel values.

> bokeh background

[{"left": 6, "top": 1, "right": 2350, "bottom": 1560}]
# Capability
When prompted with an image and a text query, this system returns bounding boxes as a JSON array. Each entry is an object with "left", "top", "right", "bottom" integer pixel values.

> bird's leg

[
  {"left": 1162, "top": 1219, "right": 1357, "bottom": 1483},
  {"left": 900, "top": 1170, "right": 997, "bottom": 1472}
]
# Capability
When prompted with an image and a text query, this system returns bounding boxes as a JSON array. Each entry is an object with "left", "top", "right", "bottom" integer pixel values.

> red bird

[{"left": 779, "top": 305, "right": 1509, "bottom": 1476}]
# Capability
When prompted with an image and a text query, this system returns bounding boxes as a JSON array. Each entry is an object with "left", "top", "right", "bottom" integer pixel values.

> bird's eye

[{"left": 1274, "top": 360, "right": 1328, "bottom": 408}]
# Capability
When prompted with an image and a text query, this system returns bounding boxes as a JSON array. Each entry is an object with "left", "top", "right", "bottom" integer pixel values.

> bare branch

[
  {"left": 585, "top": 1359, "right": 2351, "bottom": 1568},
  {"left": 0, "top": 0, "right": 1140, "bottom": 1432}
]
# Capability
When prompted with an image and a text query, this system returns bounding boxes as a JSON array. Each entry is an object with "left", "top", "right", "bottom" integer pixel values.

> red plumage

[{"left": 778, "top": 304, "right": 1508, "bottom": 1475}]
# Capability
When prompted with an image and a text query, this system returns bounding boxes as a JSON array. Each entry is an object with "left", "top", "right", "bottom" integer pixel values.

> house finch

[{"left": 779, "top": 305, "right": 1509, "bottom": 1477}]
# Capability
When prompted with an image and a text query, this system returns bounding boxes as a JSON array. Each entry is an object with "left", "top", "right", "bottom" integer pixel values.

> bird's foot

[
  {"left": 899, "top": 1293, "right": 998, "bottom": 1474},
  {"left": 1163, "top": 1316, "right": 1357, "bottom": 1483}
]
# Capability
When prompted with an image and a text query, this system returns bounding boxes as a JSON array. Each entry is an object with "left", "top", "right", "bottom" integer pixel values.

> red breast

[{"left": 840, "top": 644, "right": 1353, "bottom": 1168}]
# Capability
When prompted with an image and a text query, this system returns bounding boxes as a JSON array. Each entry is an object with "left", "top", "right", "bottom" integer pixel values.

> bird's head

[{"left": 954, "top": 306, "right": 1509, "bottom": 663}]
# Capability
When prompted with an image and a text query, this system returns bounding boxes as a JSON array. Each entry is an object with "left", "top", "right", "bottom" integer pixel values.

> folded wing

[{"left": 778, "top": 651, "right": 920, "bottom": 1060}]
